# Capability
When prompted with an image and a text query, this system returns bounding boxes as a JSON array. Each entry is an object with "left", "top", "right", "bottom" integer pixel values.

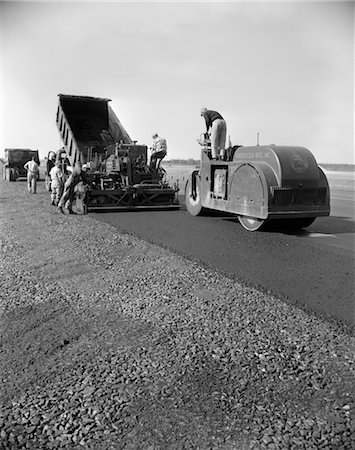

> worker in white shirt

[
  {"left": 49, "top": 161, "right": 64, "bottom": 206},
  {"left": 57, "top": 162, "right": 89, "bottom": 214},
  {"left": 23, "top": 156, "right": 40, "bottom": 194},
  {"left": 150, "top": 133, "right": 167, "bottom": 171}
]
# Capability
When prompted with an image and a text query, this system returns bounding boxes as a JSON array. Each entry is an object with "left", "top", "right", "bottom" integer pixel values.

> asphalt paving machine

[
  {"left": 56, "top": 94, "right": 179, "bottom": 211},
  {"left": 185, "top": 134, "right": 330, "bottom": 231}
]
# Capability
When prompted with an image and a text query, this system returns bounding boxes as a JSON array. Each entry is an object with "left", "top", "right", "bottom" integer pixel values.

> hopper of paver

[{"left": 56, "top": 94, "right": 179, "bottom": 211}]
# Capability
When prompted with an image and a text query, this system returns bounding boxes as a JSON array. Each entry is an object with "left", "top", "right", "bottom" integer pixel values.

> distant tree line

[
  {"left": 1, "top": 157, "right": 353, "bottom": 172},
  {"left": 163, "top": 160, "right": 354, "bottom": 171},
  {"left": 163, "top": 159, "right": 200, "bottom": 166},
  {"left": 319, "top": 163, "right": 355, "bottom": 172}
]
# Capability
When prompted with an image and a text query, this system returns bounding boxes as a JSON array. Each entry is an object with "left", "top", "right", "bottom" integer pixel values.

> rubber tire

[
  {"left": 45, "top": 175, "right": 52, "bottom": 192},
  {"left": 7, "top": 168, "right": 16, "bottom": 181},
  {"left": 286, "top": 217, "right": 316, "bottom": 230},
  {"left": 265, "top": 217, "right": 317, "bottom": 231},
  {"left": 185, "top": 176, "right": 205, "bottom": 216},
  {"left": 238, "top": 215, "right": 266, "bottom": 231}
]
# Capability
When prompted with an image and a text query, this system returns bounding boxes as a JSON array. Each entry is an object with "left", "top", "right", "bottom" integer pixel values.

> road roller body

[{"left": 185, "top": 141, "right": 330, "bottom": 231}]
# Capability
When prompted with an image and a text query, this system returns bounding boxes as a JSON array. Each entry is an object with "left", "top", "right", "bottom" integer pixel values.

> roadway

[{"left": 93, "top": 185, "right": 355, "bottom": 327}]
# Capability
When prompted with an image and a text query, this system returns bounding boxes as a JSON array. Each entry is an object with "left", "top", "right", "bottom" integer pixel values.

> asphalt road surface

[{"left": 93, "top": 187, "right": 354, "bottom": 327}]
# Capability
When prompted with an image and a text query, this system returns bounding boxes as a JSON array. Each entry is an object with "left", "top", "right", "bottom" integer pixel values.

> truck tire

[
  {"left": 185, "top": 174, "right": 205, "bottom": 216},
  {"left": 5, "top": 167, "right": 16, "bottom": 181}
]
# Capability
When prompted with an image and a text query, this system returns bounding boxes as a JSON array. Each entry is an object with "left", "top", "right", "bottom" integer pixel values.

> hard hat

[
  {"left": 82, "top": 164, "right": 88, "bottom": 170},
  {"left": 201, "top": 107, "right": 207, "bottom": 116}
]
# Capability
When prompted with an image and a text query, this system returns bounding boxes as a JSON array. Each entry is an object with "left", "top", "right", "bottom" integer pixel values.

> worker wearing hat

[
  {"left": 46, "top": 152, "right": 56, "bottom": 192},
  {"left": 150, "top": 132, "right": 167, "bottom": 171},
  {"left": 24, "top": 155, "right": 40, "bottom": 194},
  {"left": 200, "top": 108, "right": 227, "bottom": 160},
  {"left": 57, "top": 162, "right": 89, "bottom": 214},
  {"left": 49, "top": 161, "right": 64, "bottom": 206}
]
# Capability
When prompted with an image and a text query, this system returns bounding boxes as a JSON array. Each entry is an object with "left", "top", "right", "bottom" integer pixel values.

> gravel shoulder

[{"left": 0, "top": 178, "right": 354, "bottom": 450}]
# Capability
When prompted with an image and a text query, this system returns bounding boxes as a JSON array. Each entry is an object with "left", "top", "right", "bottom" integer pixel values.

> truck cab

[{"left": 3, "top": 149, "right": 40, "bottom": 182}]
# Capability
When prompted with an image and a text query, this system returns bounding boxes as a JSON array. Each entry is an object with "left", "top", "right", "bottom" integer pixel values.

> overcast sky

[{"left": 0, "top": 1, "right": 354, "bottom": 164}]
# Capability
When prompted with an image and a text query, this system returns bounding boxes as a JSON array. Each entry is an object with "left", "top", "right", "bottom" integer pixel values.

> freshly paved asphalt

[{"left": 93, "top": 187, "right": 354, "bottom": 328}]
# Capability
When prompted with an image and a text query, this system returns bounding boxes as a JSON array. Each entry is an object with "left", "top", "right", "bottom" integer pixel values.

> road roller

[{"left": 185, "top": 136, "right": 330, "bottom": 231}]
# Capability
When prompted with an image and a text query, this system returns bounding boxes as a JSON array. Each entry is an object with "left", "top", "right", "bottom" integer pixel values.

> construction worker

[
  {"left": 150, "top": 133, "right": 167, "bottom": 171},
  {"left": 57, "top": 162, "right": 89, "bottom": 214},
  {"left": 24, "top": 156, "right": 40, "bottom": 194},
  {"left": 49, "top": 161, "right": 64, "bottom": 206},
  {"left": 200, "top": 108, "right": 227, "bottom": 160},
  {"left": 45, "top": 152, "right": 56, "bottom": 191}
]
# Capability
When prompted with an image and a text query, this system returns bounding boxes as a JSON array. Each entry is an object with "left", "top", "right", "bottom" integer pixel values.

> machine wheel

[
  {"left": 5, "top": 168, "right": 16, "bottom": 181},
  {"left": 238, "top": 215, "right": 266, "bottom": 231},
  {"left": 185, "top": 175, "right": 205, "bottom": 216},
  {"left": 265, "top": 217, "right": 317, "bottom": 231},
  {"left": 45, "top": 175, "right": 52, "bottom": 192},
  {"left": 288, "top": 217, "right": 316, "bottom": 230}
]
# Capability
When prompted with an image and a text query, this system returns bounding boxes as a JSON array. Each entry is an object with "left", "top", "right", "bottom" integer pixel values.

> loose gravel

[{"left": 0, "top": 177, "right": 354, "bottom": 450}]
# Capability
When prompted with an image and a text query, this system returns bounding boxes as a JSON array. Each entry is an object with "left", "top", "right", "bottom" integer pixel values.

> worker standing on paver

[
  {"left": 49, "top": 161, "right": 64, "bottom": 206},
  {"left": 23, "top": 156, "right": 40, "bottom": 194},
  {"left": 200, "top": 108, "right": 227, "bottom": 160},
  {"left": 57, "top": 162, "right": 89, "bottom": 214},
  {"left": 150, "top": 133, "right": 167, "bottom": 171}
]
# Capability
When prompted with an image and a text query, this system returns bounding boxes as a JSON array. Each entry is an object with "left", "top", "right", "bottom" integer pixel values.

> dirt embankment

[{"left": 0, "top": 179, "right": 354, "bottom": 449}]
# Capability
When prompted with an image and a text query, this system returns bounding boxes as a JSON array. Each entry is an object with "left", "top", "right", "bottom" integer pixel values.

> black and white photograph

[{"left": 0, "top": 0, "right": 354, "bottom": 448}]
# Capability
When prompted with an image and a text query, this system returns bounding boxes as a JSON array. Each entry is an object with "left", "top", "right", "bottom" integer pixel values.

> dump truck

[
  {"left": 2, "top": 148, "right": 40, "bottom": 181},
  {"left": 185, "top": 135, "right": 330, "bottom": 231},
  {"left": 56, "top": 94, "right": 179, "bottom": 211}
]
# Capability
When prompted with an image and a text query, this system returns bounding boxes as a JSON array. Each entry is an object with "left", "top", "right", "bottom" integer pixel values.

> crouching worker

[
  {"left": 49, "top": 161, "right": 64, "bottom": 206},
  {"left": 150, "top": 133, "right": 167, "bottom": 171},
  {"left": 57, "top": 162, "right": 89, "bottom": 215}
]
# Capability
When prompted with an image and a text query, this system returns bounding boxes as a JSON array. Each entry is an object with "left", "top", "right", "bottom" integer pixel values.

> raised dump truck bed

[
  {"left": 185, "top": 140, "right": 330, "bottom": 231},
  {"left": 56, "top": 94, "right": 179, "bottom": 211}
]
